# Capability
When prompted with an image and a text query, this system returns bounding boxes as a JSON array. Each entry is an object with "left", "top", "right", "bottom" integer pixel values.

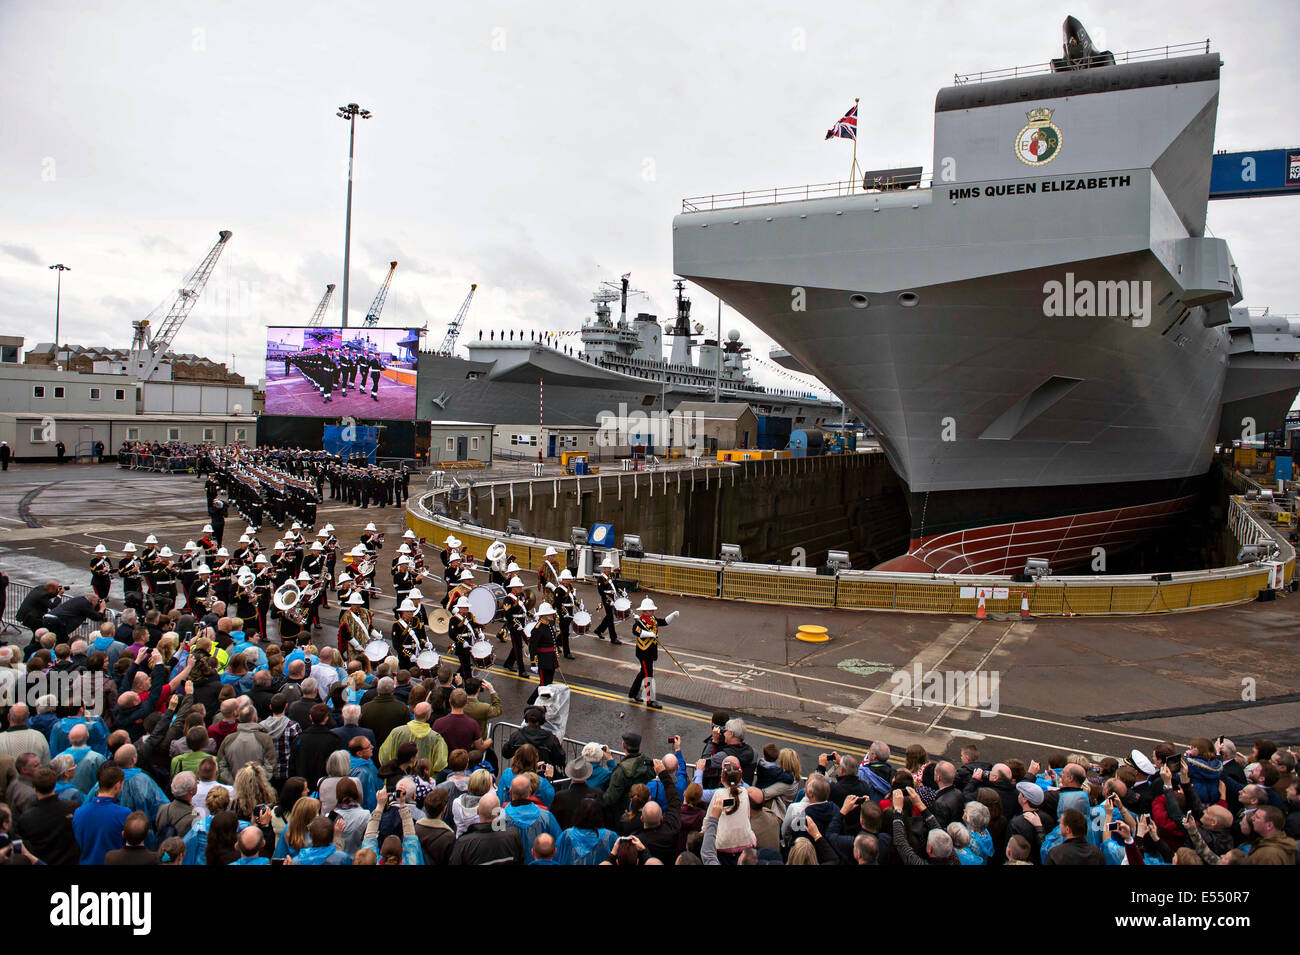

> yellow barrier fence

[{"left": 408, "top": 501, "right": 1295, "bottom": 617}]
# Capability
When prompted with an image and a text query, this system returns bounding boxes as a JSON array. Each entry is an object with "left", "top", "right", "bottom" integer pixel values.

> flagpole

[{"left": 850, "top": 97, "right": 859, "bottom": 191}]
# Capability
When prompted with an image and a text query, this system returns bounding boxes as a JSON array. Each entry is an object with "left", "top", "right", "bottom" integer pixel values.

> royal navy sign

[{"left": 1209, "top": 148, "right": 1300, "bottom": 199}]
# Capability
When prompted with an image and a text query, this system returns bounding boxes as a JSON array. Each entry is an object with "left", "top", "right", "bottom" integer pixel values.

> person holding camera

[
  {"left": 15, "top": 581, "right": 62, "bottom": 636},
  {"left": 42, "top": 591, "right": 108, "bottom": 641}
]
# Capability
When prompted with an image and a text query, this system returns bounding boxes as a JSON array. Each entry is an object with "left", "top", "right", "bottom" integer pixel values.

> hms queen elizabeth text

[{"left": 948, "top": 175, "right": 1132, "bottom": 200}]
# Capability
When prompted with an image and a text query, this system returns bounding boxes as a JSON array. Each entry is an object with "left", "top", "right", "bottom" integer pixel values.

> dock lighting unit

[
  {"left": 826, "top": 550, "right": 851, "bottom": 572},
  {"left": 720, "top": 543, "right": 744, "bottom": 563},
  {"left": 49, "top": 263, "right": 70, "bottom": 350},
  {"left": 570, "top": 526, "right": 588, "bottom": 547},
  {"left": 622, "top": 534, "right": 644, "bottom": 558},
  {"left": 506, "top": 518, "right": 526, "bottom": 536},
  {"left": 1023, "top": 558, "right": 1052, "bottom": 579},
  {"left": 335, "top": 102, "right": 371, "bottom": 327},
  {"left": 1237, "top": 542, "right": 1278, "bottom": 564}
]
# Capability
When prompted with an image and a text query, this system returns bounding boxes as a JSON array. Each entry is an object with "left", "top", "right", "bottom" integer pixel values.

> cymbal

[{"left": 429, "top": 607, "right": 451, "bottom": 635}]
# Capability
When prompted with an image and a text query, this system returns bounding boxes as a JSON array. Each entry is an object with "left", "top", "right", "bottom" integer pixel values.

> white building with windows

[
  {"left": 492, "top": 423, "right": 610, "bottom": 460},
  {"left": 0, "top": 361, "right": 256, "bottom": 460},
  {"left": 428, "top": 420, "right": 494, "bottom": 465}
]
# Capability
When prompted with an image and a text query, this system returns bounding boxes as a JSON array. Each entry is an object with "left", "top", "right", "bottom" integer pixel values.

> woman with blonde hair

[
  {"left": 453, "top": 768, "right": 493, "bottom": 836},
  {"left": 231, "top": 763, "right": 276, "bottom": 823},
  {"left": 272, "top": 795, "right": 319, "bottom": 860},
  {"left": 761, "top": 747, "right": 802, "bottom": 821},
  {"left": 786, "top": 837, "right": 820, "bottom": 865},
  {"left": 343, "top": 669, "right": 367, "bottom": 706},
  {"left": 156, "top": 633, "right": 179, "bottom": 665}
]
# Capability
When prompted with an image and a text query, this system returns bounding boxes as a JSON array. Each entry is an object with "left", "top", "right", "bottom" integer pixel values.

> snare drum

[
  {"left": 571, "top": 610, "right": 592, "bottom": 635},
  {"left": 415, "top": 648, "right": 440, "bottom": 671},
  {"left": 364, "top": 639, "right": 391, "bottom": 663},
  {"left": 613, "top": 596, "right": 632, "bottom": 621},
  {"left": 467, "top": 583, "right": 507, "bottom": 625},
  {"left": 470, "top": 639, "right": 495, "bottom": 668}
]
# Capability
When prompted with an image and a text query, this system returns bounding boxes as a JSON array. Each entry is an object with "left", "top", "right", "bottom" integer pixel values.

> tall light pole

[
  {"left": 49, "top": 263, "right": 70, "bottom": 354},
  {"left": 336, "top": 102, "right": 371, "bottom": 328}
]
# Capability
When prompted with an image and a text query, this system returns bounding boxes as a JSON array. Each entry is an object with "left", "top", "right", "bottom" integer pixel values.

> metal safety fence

[
  {"left": 408, "top": 491, "right": 1294, "bottom": 617},
  {"left": 488, "top": 720, "right": 626, "bottom": 790},
  {"left": 1, "top": 580, "right": 120, "bottom": 644},
  {"left": 117, "top": 452, "right": 198, "bottom": 473}
]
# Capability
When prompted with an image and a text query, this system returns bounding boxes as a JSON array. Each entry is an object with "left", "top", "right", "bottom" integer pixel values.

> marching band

[{"left": 79, "top": 513, "right": 683, "bottom": 709}]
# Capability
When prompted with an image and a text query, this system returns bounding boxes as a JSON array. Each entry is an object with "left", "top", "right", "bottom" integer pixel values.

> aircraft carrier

[
  {"left": 414, "top": 278, "right": 847, "bottom": 431},
  {"left": 673, "top": 18, "right": 1300, "bottom": 574}
]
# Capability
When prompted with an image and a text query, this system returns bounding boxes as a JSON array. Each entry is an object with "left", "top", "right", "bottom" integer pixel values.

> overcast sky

[{"left": 2, "top": 0, "right": 1297, "bottom": 389}]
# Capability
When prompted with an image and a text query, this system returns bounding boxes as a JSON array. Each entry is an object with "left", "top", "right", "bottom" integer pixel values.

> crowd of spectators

[{"left": 1, "top": 617, "right": 1297, "bottom": 865}]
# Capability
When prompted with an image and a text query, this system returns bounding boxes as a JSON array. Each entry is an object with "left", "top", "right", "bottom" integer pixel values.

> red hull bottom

[{"left": 873, "top": 495, "right": 1198, "bottom": 575}]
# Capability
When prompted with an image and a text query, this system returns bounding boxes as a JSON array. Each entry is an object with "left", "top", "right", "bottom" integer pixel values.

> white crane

[
  {"left": 127, "top": 230, "right": 233, "bottom": 382},
  {"left": 306, "top": 284, "right": 337, "bottom": 326},
  {"left": 438, "top": 283, "right": 477, "bottom": 354}
]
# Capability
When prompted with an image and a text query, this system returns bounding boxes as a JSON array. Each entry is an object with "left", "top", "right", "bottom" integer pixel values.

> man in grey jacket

[{"left": 217, "top": 704, "right": 277, "bottom": 783}]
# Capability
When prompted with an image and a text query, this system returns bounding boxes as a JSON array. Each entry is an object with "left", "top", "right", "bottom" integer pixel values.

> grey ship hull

[
  {"left": 674, "top": 51, "right": 1248, "bottom": 573},
  {"left": 415, "top": 350, "right": 841, "bottom": 428}
]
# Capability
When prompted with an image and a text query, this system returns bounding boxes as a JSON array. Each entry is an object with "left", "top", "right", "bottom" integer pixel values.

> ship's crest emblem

[{"left": 1014, "top": 107, "right": 1062, "bottom": 166}]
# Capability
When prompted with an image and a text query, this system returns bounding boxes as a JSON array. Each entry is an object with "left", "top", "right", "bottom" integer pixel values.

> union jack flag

[{"left": 825, "top": 104, "right": 857, "bottom": 141}]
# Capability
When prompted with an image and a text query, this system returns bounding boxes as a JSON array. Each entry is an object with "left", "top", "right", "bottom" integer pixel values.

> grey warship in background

[
  {"left": 415, "top": 277, "right": 847, "bottom": 430},
  {"left": 674, "top": 17, "right": 1300, "bottom": 574}
]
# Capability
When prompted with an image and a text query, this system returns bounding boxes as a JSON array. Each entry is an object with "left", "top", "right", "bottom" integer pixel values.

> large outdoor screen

[{"left": 265, "top": 326, "right": 419, "bottom": 419}]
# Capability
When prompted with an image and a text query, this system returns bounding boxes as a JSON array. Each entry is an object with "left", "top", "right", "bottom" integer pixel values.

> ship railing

[
  {"left": 953, "top": 39, "right": 1210, "bottom": 85},
  {"left": 681, "top": 176, "right": 932, "bottom": 213}
]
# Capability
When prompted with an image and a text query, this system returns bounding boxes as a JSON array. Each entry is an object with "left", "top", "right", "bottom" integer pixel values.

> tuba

[
  {"left": 273, "top": 580, "right": 300, "bottom": 613},
  {"left": 273, "top": 580, "right": 313, "bottom": 625}
]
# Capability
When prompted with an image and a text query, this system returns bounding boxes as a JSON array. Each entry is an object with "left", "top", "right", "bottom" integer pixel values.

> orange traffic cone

[
  {"left": 975, "top": 592, "right": 987, "bottom": 619},
  {"left": 1020, "top": 592, "right": 1031, "bottom": 620}
]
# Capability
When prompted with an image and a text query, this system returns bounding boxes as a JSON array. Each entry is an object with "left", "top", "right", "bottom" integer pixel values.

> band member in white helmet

[
  {"left": 90, "top": 545, "right": 112, "bottom": 601},
  {"left": 118, "top": 542, "right": 142, "bottom": 600},
  {"left": 593, "top": 556, "right": 623, "bottom": 645},
  {"left": 501, "top": 576, "right": 530, "bottom": 677},
  {"left": 539, "top": 546, "right": 561, "bottom": 593},
  {"left": 629, "top": 596, "right": 677, "bottom": 710},
  {"left": 447, "top": 596, "right": 477, "bottom": 681},
  {"left": 528, "top": 602, "right": 560, "bottom": 704},
  {"left": 393, "top": 599, "right": 420, "bottom": 671},
  {"left": 553, "top": 569, "right": 576, "bottom": 660}
]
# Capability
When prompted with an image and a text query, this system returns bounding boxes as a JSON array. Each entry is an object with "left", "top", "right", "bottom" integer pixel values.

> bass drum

[
  {"left": 470, "top": 640, "right": 495, "bottom": 668},
  {"left": 467, "top": 583, "right": 507, "bottom": 625}
]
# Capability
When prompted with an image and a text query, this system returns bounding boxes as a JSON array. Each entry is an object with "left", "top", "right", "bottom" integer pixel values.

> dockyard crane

[
  {"left": 306, "top": 284, "right": 336, "bottom": 326},
  {"left": 127, "top": 230, "right": 233, "bottom": 382},
  {"left": 438, "top": 283, "right": 477, "bottom": 354},
  {"left": 361, "top": 261, "right": 398, "bottom": 327}
]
